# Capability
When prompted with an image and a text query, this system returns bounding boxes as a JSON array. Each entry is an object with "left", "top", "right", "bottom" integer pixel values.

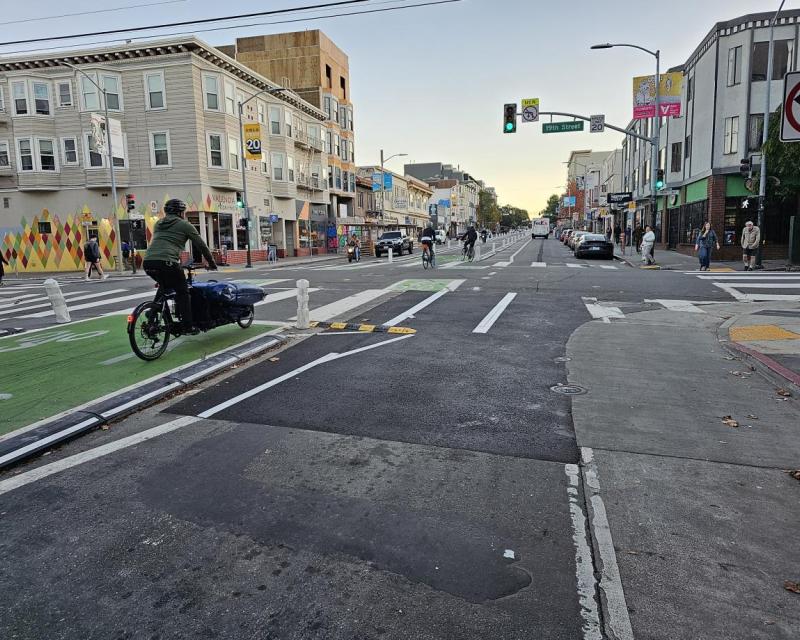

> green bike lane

[{"left": 0, "top": 314, "right": 279, "bottom": 438}]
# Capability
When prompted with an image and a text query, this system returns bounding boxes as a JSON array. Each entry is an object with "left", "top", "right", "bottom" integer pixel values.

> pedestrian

[
  {"left": 121, "top": 240, "right": 131, "bottom": 270},
  {"left": 641, "top": 225, "right": 656, "bottom": 265},
  {"left": 741, "top": 220, "right": 760, "bottom": 271},
  {"left": 605, "top": 226, "right": 612, "bottom": 242},
  {"left": 614, "top": 223, "right": 622, "bottom": 244},
  {"left": 0, "top": 252, "right": 8, "bottom": 286},
  {"left": 633, "top": 225, "right": 644, "bottom": 254},
  {"left": 625, "top": 226, "right": 632, "bottom": 247},
  {"left": 83, "top": 236, "right": 107, "bottom": 280},
  {"left": 694, "top": 222, "right": 720, "bottom": 271}
]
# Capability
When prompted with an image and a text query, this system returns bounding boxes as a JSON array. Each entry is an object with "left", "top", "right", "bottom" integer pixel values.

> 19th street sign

[{"left": 542, "top": 121, "right": 585, "bottom": 134}]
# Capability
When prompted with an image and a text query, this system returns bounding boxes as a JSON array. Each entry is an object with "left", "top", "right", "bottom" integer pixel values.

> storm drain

[{"left": 550, "top": 383, "right": 587, "bottom": 396}]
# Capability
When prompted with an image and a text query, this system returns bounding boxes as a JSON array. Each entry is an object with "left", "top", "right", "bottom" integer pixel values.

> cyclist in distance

[
  {"left": 143, "top": 198, "right": 217, "bottom": 334},
  {"left": 463, "top": 224, "right": 478, "bottom": 257},
  {"left": 420, "top": 222, "right": 436, "bottom": 264}
]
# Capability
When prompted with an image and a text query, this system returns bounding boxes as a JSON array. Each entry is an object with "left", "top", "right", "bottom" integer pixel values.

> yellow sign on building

[{"left": 244, "top": 123, "right": 262, "bottom": 160}]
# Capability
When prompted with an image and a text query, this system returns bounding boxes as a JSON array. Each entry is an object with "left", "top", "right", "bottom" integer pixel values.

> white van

[{"left": 531, "top": 218, "right": 550, "bottom": 239}]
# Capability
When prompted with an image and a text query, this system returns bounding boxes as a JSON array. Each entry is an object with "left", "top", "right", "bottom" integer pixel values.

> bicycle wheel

[
  {"left": 422, "top": 251, "right": 429, "bottom": 269},
  {"left": 128, "top": 301, "right": 171, "bottom": 361},
  {"left": 237, "top": 305, "right": 255, "bottom": 328}
]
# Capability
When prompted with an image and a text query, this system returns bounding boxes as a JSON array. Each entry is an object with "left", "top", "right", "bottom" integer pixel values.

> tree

[
  {"left": 539, "top": 194, "right": 560, "bottom": 223},
  {"left": 477, "top": 189, "right": 500, "bottom": 228},
  {"left": 763, "top": 106, "right": 800, "bottom": 203}
]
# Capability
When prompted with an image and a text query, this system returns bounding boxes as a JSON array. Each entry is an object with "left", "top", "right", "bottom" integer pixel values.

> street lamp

[
  {"left": 379, "top": 150, "right": 407, "bottom": 223},
  {"left": 756, "top": 0, "right": 787, "bottom": 267},
  {"left": 563, "top": 160, "right": 597, "bottom": 227},
  {"left": 58, "top": 60, "right": 124, "bottom": 273},
  {"left": 238, "top": 86, "right": 287, "bottom": 268},
  {"left": 591, "top": 42, "right": 661, "bottom": 234}
]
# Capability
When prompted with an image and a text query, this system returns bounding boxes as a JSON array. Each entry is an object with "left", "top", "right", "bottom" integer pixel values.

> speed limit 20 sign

[
  {"left": 780, "top": 71, "right": 800, "bottom": 142},
  {"left": 244, "top": 123, "right": 263, "bottom": 159}
]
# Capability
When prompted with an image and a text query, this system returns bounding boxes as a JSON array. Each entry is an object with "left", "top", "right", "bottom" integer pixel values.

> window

[
  {"left": 102, "top": 75, "right": 121, "bottom": 111},
  {"left": 2, "top": 197, "right": 8, "bottom": 208},
  {"left": 328, "top": 164, "right": 333, "bottom": 188},
  {"left": 325, "top": 131, "right": 333, "bottom": 154},
  {"left": 723, "top": 116, "right": 739, "bottom": 155},
  {"left": 293, "top": 117, "right": 301, "bottom": 139},
  {"left": 341, "top": 139, "right": 348, "bottom": 161},
  {"left": 37, "top": 139, "right": 56, "bottom": 171},
  {"left": 685, "top": 135, "right": 691, "bottom": 160},
  {"left": 334, "top": 134, "right": 340, "bottom": 156},
  {"left": 144, "top": 72, "right": 165, "bottom": 110},
  {"left": 324, "top": 96, "right": 332, "bottom": 120},
  {"left": 85, "top": 134, "right": 103, "bottom": 167},
  {"left": 311, "top": 163, "right": 321, "bottom": 187},
  {"left": 358, "top": 192, "right": 364, "bottom": 208},
  {"left": 340, "top": 76, "right": 346, "bottom": 99},
  {"left": 307, "top": 124, "right": 320, "bottom": 146},
  {"left": 203, "top": 74, "right": 220, "bottom": 111},
  {"left": 342, "top": 170, "right": 349, "bottom": 192},
  {"left": 748, "top": 114, "right": 764, "bottom": 152},
  {"left": 325, "top": 64, "right": 332, "bottom": 88},
  {"left": 257, "top": 101, "right": 265, "bottom": 124},
  {"left": 61, "top": 137, "right": 78, "bottom": 166},
  {"left": 727, "top": 46, "right": 742, "bottom": 86},
  {"left": 332, "top": 98, "right": 339, "bottom": 124},
  {"left": 339, "top": 105, "right": 347, "bottom": 128},
  {"left": 31, "top": 82, "right": 50, "bottom": 115},
  {"left": 687, "top": 76, "right": 694, "bottom": 102},
  {"left": 269, "top": 106, "right": 281, "bottom": 135},
  {"left": 207, "top": 133, "right": 224, "bottom": 168},
  {"left": 38, "top": 221, "right": 52, "bottom": 234},
  {"left": 271, "top": 152, "right": 284, "bottom": 181},
  {"left": 348, "top": 107, "right": 353, "bottom": 131},
  {"left": 670, "top": 142, "right": 682, "bottom": 173},
  {"left": 752, "top": 40, "right": 794, "bottom": 81},
  {"left": 284, "top": 109, "right": 292, "bottom": 137},
  {"left": 17, "top": 138, "right": 33, "bottom": 171},
  {"left": 224, "top": 80, "right": 236, "bottom": 115},
  {"left": 12, "top": 81, "right": 28, "bottom": 115},
  {"left": 287, "top": 155, "right": 294, "bottom": 182},
  {"left": 81, "top": 75, "right": 100, "bottom": 111},
  {"left": 57, "top": 81, "right": 72, "bottom": 107},
  {"left": 679, "top": 200, "right": 708, "bottom": 245},
  {"left": 335, "top": 166, "right": 342, "bottom": 190},
  {"left": 261, "top": 158, "right": 268, "bottom": 174},
  {"left": 150, "top": 131, "right": 171, "bottom": 167},
  {"left": 350, "top": 141, "right": 355, "bottom": 162},
  {"left": 0, "top": 86, "right": 4, "bottom": 111},
  {"left": 0, "top": 141, "right": 9, "bottom": 167},
  {"left": 228, "top": 136, "right": 240, "bottom": 170}
]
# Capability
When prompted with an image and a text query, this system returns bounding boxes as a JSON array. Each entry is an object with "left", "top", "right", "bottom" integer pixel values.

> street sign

[
  {"left": 128, "top": 213, "right": 144, "bottom": 221},
  {"left": 521, "top": 98, "right": 540, "bottom": 123},
  {"left": 608, "top": 192, "right": 633, "bottom": 205},
  {"left": 563, "top": 196, "right": 576, "bottom": 207},
  {"left": 780, "top": 71, "right": 800, "bottom": 142},
  {"left": 244, "top": 123, "right": 263, "bottom": 159},
  {"left": 543, "top": 121, "right": 584, "bottom": 134},
  {"left": 269, "top": 214, "right": 280, "bottom": 223},
  {"left": 590, "top": 114, "right": 605, "bottom": 133},
  {"left": 372, "top": 172, "right": 393, "bottom": 191},
  {"left": 659, "top": 188, "right": 679, "bottom": 196}
]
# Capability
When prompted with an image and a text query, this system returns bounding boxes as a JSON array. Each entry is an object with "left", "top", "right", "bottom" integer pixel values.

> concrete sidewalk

[{"left": 614, "top": 244, "right": 793, "bottom": 272}]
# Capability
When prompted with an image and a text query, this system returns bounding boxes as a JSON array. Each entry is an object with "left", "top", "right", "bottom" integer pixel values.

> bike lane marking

[
  {"left": 20, "top": 290, "right": 153, "bottom": 318},
  {"left": 472, "top": 293, "right": 517, "bottom": 334},
  {"left": 0, "top": 289, "right": 127, "bottom": 317}
]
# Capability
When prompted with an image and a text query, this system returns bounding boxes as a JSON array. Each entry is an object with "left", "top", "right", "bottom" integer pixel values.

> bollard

[
  {"left": 388, "top": 247, "right": 393, "bottom": 263},
  {"left": 475, "top": 244, "right": 481, "bottom": 261},
  {"left": 295, "top": 279, "right": 310, "bottom": 329},
  {"left": 44, "top": 278, "right": 70, "bottom": 323},
  {"left": 447, "top": 239, "right": 451, "bottom": 250},
  {"left": 492, "top": 242, "right": 496, "bottom": 253}
]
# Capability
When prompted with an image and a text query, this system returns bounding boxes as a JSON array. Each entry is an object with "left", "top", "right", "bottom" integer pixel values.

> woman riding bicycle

[
  {"left": 143, "top": 199, "right": 216, "bottom": 334},
  {"left": 420, "top": 223, "right": 436, "bottom": 265}
]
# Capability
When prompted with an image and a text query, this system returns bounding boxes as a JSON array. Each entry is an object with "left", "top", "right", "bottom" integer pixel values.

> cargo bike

[{"left": 127, "top": 264, "right": 266, "bottom": 361}]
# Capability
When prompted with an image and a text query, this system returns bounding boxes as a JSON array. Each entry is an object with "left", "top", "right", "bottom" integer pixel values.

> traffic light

[
  {"left": 503, "top": 103, "right": 517, "bottom": 134},
  {"left": 125, "top": 193, "right": 135, "bottom": 211},
  {"left": 740, "top": 157, "right": 752, "bottom": 178},
  {"left": 655, "top": 169, "right": 665, "bottom": 191},
  {"left": 235, "top": 192, "right": 244, "bottom": 208}
]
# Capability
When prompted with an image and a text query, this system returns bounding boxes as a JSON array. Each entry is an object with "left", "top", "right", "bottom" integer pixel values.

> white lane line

[
  {"left": 0, "top": 289, "right": 127, "bottom": 317},
  {"left": 565, "top": 464, "right": 603, "bottom": 639},
  {"left": 255, "top": 288, "right": 319, "bottom": 308},
  {"left": 567, "top": 263, "right": 586, "bottom": 269},
  {"left": 20, "top": 290, "right": 152, "bottom": 318},
  {"left": 494, "top": 261, "right": 512, "bottom": 267},
  {"left": 0, "top": 293, "right": 43, "bottom": 306},
  {"left": 382, "top": 280, "right": 464, "bottom": 327},
  {"left": 308, "top": 289, "right": 389, "bottom": 322},
  {"left": 531, "top": 262, "right": 547, "bottom": 268},
  {"left": 581, "top": 297, "right": 624, "bottom": 323},
  {"left": 599, "top": 265, "right": 618, "bottom": 270},
  {"left": 580, "top": 447, "right": 634, "bottom": 640},
  {"left": 646, "top": 299, "right": 706, "bottom": 313},
  {"left": 472, "top": 293, "right": 517, "bottom": 334},
  {"left": 713, "top": 282, "right": 800, "bottom": 289},
  {"left": 693, "top": 273, "right": 800, "bottom": 278}
]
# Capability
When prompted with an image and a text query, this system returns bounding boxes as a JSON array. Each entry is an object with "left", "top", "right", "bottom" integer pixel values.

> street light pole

[
  {"left": 59, "top": 60, "right": 123, "bottom": 273},
  {"left": 378, "top": 150, "right": 407, "bottom": 227},
  {"left": 237, "top": 86, "right": 287, "bottom": 268},
  {"left": 757, "top": 0, "right": 787, "bottom": 267}
]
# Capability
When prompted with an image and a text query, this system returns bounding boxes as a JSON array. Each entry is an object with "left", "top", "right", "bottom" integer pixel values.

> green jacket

[{"left": 145, "top": 215, "right": 215, "bottom": 265}]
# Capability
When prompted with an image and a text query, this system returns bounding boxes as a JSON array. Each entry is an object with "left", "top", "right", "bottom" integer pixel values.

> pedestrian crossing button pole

[{"left": 44, "top": 278, "right": 70, "bottom": 324}]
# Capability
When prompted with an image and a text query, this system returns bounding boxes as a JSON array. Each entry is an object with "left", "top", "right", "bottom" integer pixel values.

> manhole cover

[
  {"left": 554, "top": 356, "right": 571, "bottom": 363},
  {"left": 550, "top": 384, "right": 587, "bottom": 396}
]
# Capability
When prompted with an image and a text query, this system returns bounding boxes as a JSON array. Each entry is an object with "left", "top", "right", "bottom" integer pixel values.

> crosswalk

[
  {"left": 683, "top": 271, "right": 800, "bottom": 302},
  {"left": 582, "top": 296, "right": 729, "bottom": 321}
]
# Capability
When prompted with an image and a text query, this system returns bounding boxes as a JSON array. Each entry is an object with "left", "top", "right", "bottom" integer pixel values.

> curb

[{"left": 0, "top": 332, "right": 286, "bottom": 470}]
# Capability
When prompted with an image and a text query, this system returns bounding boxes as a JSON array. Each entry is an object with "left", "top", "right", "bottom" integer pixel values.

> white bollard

[
  {"left": 492, "top": 242, "right": 496, "bottom": 253},
  {"left": 388, "top": 247, "right": 393, "bottom": 263},
  {"left": 44, "top": 278, "right": 70, "bottom": 323},
  {"left": 447, "top": 239, "right": 451, "bottom": 250},
  {"left": 475, "top": 244, "right": 481, "bottom": 261},
  {"left": 295, "top": 278, "right": 310, "bottom": 329}
]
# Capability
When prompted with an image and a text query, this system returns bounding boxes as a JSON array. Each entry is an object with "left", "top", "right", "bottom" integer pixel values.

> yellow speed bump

[
  {"left": 730, "top": 325, "right": 800, "bottom": 342},
  {"left": 307, "top": 321, "right": 416, "bottom": 334},
  {"left": 387, "top": 326, "right": 417, "bottom": 335}
]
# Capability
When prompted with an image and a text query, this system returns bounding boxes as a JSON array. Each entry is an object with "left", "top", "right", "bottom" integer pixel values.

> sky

[{"left": 0, "top": 0, "right": 791, "bottom": 213}]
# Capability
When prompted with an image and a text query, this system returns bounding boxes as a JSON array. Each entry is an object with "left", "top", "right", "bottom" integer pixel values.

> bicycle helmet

[{"left": 164, "top": 199, "right": 187, "bottom": 216}]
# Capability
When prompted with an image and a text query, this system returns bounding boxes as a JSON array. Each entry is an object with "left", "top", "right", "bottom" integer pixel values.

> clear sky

[{"left": 0, "top": 0, "right": 790, "bottom": 213}]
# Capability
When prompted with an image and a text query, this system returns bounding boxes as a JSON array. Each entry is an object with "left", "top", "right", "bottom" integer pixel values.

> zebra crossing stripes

[{"left": 686, "top": 271, "right": 800, "bottom": 302}]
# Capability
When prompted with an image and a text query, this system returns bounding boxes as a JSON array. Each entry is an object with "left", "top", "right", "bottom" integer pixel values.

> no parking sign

[{"left": 780, "top": 71, "right": 800, "bottom": 142}]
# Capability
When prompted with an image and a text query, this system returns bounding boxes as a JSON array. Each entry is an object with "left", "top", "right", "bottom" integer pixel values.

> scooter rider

[
  {"left": 480, "top": 228, "right": 488, "bottom": 243},
  {"left": 463, "top": 225, "right": 478, "bottom": 256},
  {"left": 420, "top": 223, "right": 436, "bottom": 261},
  {"left": 143, "top": 199, "right": 217, "bottom": 334},
  {"left": 348, "top": 232, "right": 361, "bottom": 261}
]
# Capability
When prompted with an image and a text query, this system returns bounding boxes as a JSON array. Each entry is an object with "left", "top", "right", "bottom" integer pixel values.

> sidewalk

[{"left": 614, "top": 244, "right": 793, "bottom": 271}]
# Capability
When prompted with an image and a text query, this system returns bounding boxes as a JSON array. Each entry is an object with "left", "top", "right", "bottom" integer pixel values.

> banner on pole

[
  {"left": 244, "top": 123, "right": 263, "bottom": 160},
  {"left": 633, "top": 72, "right": 683, "bottom": 119}
]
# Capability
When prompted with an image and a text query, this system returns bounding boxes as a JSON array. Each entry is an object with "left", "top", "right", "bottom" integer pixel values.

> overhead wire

[{"left": 0, "top": 0, "right": 188, "bottom": 27}]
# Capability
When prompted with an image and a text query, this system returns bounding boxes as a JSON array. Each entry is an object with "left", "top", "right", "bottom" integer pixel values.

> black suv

[{"left": 375, "top": 231, "right": 413, "bottom": 257}]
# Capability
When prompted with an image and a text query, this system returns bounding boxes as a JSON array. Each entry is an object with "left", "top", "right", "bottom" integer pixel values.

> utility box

[{"left": 790, "top": 216, "right": 800, "bottom": 265}]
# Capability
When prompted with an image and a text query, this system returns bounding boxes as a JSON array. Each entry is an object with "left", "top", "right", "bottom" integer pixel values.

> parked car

[
  {"left": 434, "top": 229, "right": 447, "bottom": 245},
  {"left": 375, "top": 231, "right": 413, "bottom": 257},
  {"left": 569, "top": 231, "right": 589, "bottom": 250},
  {"left": 575, "top": 233, "right": 614, "bottom": 259},
  {"left": 562, "top": 229, "right": 574, "bottom": 245}
]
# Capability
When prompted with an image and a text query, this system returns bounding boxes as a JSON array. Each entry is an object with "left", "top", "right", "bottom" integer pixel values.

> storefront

[{"left": 297, "top": 202, "right": 330, "bottom": 256}]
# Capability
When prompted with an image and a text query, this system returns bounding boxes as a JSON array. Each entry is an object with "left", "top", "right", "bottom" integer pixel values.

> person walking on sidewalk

[
  {"left": 694, "top": 222, "right": 720, "bottom": 271},
  {"left": 741, "top": 221, "right": 760, "bottom": 271},
  {"left": 641, "top": 226, "right": 656, "bottom": 265},
  {"left": 633, "top": 225, "right": 644, "bottom": 254},
  {"left": 0, "top": 252, "right": 8, "bottom": 286},
  {"left": 83, "top": 236, "right": 107, "bottom": 280}
]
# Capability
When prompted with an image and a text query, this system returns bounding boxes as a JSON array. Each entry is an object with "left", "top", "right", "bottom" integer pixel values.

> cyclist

[
  {"left": 348, "top": 232, "right": 361, "bottom": 261},
  {"left": 480, "top": 228, "right": 488, "bottom": 243},
  {"left": 420, "top": 223, "right": 436, "bottom": 265},
  {"left": 143, "top": 199, "right": 217, "bottom": 334},
  {"left": 463, "top": 225, "right": 478, "bottom": 259}
]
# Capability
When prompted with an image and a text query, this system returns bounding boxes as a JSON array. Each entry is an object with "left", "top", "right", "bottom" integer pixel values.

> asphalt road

[{"left": 1, "top": 235, "right": 797, "bottom": 639}]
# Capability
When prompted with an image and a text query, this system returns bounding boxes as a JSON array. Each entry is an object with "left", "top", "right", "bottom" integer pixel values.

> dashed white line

[
  {"left": 531, "top": 262, "right": 547, "bottom": 268},
  {"left": 472, "top": 293, "right": 517, "bottom": 334}
]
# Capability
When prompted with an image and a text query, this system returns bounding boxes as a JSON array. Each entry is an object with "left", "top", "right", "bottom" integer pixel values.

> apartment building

[
  {"left": 356, "top": 167, "right": 433, "bottom": 234},
  {"left": 621, "top": 9, "right": 799, "bottom": 259},
  {"left": 563, "top": 150, "right": 609, "bottom": 226},
  {"left": 228, "top": 30, "right": 357, "bottom": 221},
  {"left": 404, "top": 162, "right": 480, "bottom": 234},
  {"left": 0, "top": 36, "right": 330, "bottom": 271}
]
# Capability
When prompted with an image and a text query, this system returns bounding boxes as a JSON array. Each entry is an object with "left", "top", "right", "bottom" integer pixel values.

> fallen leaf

[
  {"left": 784, "top": 580, "right": 800, "bottom": 594},
  {"left": 777, "top": 388, "right": 793, "bottom": 397},
  {"left": 721, "top": 416, "right": 740, "bottom": 428},
  {"left": 100, "top": 425, "right": 110, "bottom": 431},
  {"left": 747, "top": 414, "right": 759, "bottom": 420},
  {"left": 626, "top": 550, "right": 640, "bottom": 555},
  {"left": 269, "top": 357, "right": 280, "bottom": 362},
  {"left": 788, "top": 470, "right": 800, "bottom": 481}
]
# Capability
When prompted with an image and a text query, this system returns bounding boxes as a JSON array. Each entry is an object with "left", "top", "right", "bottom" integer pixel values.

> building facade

[
  {"left": 356, "top": 167, "right": 433, "bottom": 235},
  {"left": 563, "top": 150, "right": 609, "bottom": 227},
  {"left": 621, "top": 9, "right": 799, "bottom": 259},
  {"left": 404, "top": 162, "right": 480, "bottom": 235},
  {"left": 0, "top": 37, "right": 331, "bottom": 271}
]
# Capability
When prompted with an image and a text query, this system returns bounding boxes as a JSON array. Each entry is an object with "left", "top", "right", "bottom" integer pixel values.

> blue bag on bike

[{"left": 193, "top": 282, "right": 265, "bottom": 306}]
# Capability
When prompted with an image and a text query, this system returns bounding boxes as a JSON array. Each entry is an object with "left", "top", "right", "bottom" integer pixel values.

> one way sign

[{"left": 780, "top": 70, "right": 800, "bottom": 142}]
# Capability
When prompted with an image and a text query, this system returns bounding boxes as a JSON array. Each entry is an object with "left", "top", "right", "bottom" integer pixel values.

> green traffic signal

[
  {"left": 505, "top": 122, "right": 514, "bottom": 132},
  {"left": 503, "top": 103, "right": 517, "bottom": 134}
]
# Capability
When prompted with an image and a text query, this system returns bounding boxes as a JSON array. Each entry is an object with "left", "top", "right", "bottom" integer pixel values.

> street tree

[
  {"left": 539, "top": 194, "right": 560, "bottom": 223},
  {"left": 763, "top": 106, "right": 800, "bottom": 204}
]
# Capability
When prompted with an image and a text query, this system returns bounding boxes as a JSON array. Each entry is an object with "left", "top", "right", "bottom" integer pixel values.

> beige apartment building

[
  {"left": 225, "top": 30, "right": 357, "bottom": 227},
  {"left": 357, "top": 167, "right": 433, "bottom": 235},
  {"left": 0, "top": 36, "right": 330, "bottom": 271}
]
